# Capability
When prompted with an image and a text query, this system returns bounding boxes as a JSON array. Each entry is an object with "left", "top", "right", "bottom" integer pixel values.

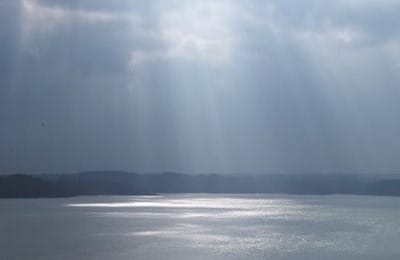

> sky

[{"left": 0, "top": 0, "right": 400, "bottom": 174}]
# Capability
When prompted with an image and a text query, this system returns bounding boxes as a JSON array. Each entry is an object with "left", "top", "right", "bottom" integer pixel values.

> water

[{"left": 1, "top": 194, "right": 400, "bottom": 259}]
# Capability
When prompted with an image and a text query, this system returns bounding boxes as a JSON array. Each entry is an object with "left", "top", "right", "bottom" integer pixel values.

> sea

[{"left": 1, "top": 194, "right": 400, "bottom": 259}]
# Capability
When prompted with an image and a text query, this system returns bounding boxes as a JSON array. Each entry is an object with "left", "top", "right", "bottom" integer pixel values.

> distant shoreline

[{"left": 1, "top": 172, "right": 400, "bottom": 198}]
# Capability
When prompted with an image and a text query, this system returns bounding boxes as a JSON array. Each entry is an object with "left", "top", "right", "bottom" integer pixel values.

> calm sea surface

[{"left": 1, "top": 194, "right": 400, "bottom": 259}]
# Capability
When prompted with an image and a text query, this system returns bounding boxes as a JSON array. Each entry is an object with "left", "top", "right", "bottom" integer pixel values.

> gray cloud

[{"left": 0, "top": 0, "right": 399, "bottom": 174}]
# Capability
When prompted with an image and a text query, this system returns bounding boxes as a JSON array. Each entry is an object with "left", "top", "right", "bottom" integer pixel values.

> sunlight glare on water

[{"left": 1, "top": 194, "right": 400, "bottom": 260}]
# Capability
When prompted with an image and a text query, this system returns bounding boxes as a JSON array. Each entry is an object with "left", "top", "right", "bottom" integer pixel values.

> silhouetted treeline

[
  {"left": 1, "top": 172, "right": 400, "bottom": 198},
  {"left": 0, "top": 174, "right": 74, "bottom": 198}
]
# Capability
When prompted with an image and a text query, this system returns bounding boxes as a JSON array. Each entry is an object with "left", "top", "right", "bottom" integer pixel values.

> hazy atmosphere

[{"left": 1, "top": 0, "right": 400, "bottom": 174}]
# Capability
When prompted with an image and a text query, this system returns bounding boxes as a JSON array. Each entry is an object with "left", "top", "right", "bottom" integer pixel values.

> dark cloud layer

[{"left": 0, "top": 0, "right": 399, "bottom": 174}]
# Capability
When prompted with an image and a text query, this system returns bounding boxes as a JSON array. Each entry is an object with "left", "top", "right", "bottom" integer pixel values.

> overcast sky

[{"left": 0, "top": 0, "right": 399, "bottom": 174}]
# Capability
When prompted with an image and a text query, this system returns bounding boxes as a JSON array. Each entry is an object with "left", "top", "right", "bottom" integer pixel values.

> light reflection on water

[
  {"left": 67, "top": 196, "right": 298, "bottom": 209},
  {"left": 1, "top": 194, "right": 400, "bottom": 259}
]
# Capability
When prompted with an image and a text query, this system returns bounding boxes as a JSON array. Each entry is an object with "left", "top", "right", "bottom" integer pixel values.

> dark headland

[{"left": 1, "top": 171, "right": 400, "bottom": 198}]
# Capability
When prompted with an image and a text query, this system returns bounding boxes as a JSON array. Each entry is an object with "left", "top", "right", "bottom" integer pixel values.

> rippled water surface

[{"left": 1, "top": 194, "right": 400, "bottom": 259}]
